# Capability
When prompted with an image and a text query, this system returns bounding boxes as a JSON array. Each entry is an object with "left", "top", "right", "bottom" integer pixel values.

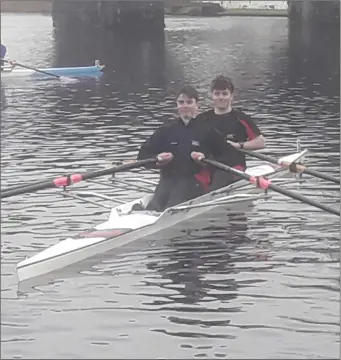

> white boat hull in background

[{"left": 1, "top": 61, "right": 104, "bottom": 79}]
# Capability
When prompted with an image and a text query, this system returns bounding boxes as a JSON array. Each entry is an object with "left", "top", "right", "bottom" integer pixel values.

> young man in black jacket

[{"left": 137, "top": 85, "right": 239, "bottom": 212}]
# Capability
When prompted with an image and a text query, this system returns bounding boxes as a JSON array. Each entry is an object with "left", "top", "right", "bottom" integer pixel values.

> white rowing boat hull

[
  {"left": 16, "top": 151, "right": 307, "bottom": 282},
  {"left": 16, "top": 195, "right": 255, "bottom": 282}
]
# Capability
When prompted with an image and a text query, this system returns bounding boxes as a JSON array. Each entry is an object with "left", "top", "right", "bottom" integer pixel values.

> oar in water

[
  {"left": 238, "top": 148, "right": 340, "bottom": 185},
  {"left": 0, "top": 158, "right": 156, "bottom": 199},
  {"left": 201, "top": 158, "right": 340, "bottom": 217},
  {"left": 3, "top": 59, "right": 78, "bottom": 83}
]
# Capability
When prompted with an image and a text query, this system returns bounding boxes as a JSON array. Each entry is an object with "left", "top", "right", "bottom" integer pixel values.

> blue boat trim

[{"left": 31, "top": 62, "right": 105, "bottom": 77}]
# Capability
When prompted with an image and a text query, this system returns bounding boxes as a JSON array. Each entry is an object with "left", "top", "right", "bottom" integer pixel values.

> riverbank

[
  {"left": 165, "top": 3, "right": 288, "bottom": 17},
  {"left": 2, "top": 0, "right": 287, "bottom": 17},
  {"left": 166, "top": 8, "right": 288, "bottom": 17}
]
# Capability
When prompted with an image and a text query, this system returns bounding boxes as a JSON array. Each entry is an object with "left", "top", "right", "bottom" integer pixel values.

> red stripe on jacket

[
  {"left": 194, "top": 168, "right": 211, "bottom": 191},
  {"left": 195, "top": 165, "right": 246, "bottom": 190},
  {"left": 234, "top": 164, "right": 246, "bottom": 171},
  {"left": 239, "top": 119, "right": 257, "bottom": 140}
]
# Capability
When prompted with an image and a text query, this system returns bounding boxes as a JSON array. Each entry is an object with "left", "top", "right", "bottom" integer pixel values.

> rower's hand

[
  {"left": 191, "top": 151, "right": 205, "bottom": 162},
  {"left": 156, "top": 152, "right": 173, "bottom": 166},
  {"left": 225, "top": 140, "right": 240, "bottom": 148}
]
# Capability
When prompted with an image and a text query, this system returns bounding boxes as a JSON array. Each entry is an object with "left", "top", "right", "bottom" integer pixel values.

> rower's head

[
  {"left": 210, "top": 75, "right": 234, "bottom": 112},
  {"left": 176, "top": 85, "right": 199, "bottom": 124}
]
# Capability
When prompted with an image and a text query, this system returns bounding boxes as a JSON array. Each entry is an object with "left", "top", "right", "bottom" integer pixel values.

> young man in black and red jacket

[{"left": 196, "top": 75, "right": 266, "bottom": 190}]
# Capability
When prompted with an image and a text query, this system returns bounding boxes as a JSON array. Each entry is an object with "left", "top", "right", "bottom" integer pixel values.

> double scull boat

[{"left": 15, "top": 150, "right": 307, "bottom": 282}]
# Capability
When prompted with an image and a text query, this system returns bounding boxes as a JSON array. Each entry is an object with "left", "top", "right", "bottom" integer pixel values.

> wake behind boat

[
  {"left": 1, "top": 60, "right": 104, "bottom": 79},
  {"left": 15, "top": 150, "right": 309, "bottom": 282}
]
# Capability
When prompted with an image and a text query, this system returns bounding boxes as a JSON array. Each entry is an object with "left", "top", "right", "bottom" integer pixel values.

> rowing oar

[
  {"left": 238, "top": 148, "right": 340, "bottom": 185},
  {"left": 201, "top": 159, "right": 340, "bottom": 217},
  {"left": 3, "top": 59, "right": 78, "bottom": 83},
  {"left": 1, "top": 178, "right": 56, "bottom": 194},
  {"left": 0, "top": 158, "right": 156, "bottom": 199}
]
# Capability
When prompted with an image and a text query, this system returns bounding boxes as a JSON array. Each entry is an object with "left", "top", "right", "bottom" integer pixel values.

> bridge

[
  {"left": 52, "top": 1, "right": 340, "bottom": 35},
  {"left": 1, "top": 1, "right": 339, "bottom": 36}
]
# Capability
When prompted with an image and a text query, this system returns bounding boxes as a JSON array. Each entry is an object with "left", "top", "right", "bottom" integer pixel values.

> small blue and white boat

[{"left": 1, "top": 60, "right": 105, "bottom": 79}]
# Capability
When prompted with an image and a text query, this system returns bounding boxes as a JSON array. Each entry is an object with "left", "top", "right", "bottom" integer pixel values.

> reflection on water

[
  {"left": 1, "top": 14, "right": 340, "bottom": 360},
  {"left": 288, "top": 20, "right": 340, "bottom": 98}
]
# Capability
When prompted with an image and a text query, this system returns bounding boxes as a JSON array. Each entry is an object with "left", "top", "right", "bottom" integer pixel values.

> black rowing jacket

[{"left": 137, "top": 117, "right": 239, "bottom": 178}]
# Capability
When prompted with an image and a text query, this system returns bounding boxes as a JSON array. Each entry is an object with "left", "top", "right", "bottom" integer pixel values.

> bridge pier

[
  {"left": 52, "top": 1, "right": 164, "bottom": 36},
  {"left": 287, "top": 0, "right": 339, "bottom": 92},
  {"left": 288, "top": 0, "right": 340, "bottom": 25},
  {"left": 287, "top": 0, "right": 339, "bottom": 51}
]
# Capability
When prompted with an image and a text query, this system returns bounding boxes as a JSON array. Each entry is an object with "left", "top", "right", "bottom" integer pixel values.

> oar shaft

[
  {"left": 80, "top": 159, "right": 155, "bottom": 181},
  {"left": 202, "top": 159, "right": 340, "bottom": 217},
  {"left": 301, "top": 167, "right": 340, "bottom": 184},
  {"left": 1, "top": 180, "right": 55, "bottom": 199},
  {"left": 3, "top": 59, "right": 60, "bottom": 79},
  {"left": 269, "top": 182, "right": 340, "bottom": 216},
  {"left": 239, "top": 149, "right": 340, "bottom": 185},
  {"left": 2, "top": 178, "right": 55, "bottom": 193},
  {"left": 1, "top": 158, "right": 156, "bottom": 199}
]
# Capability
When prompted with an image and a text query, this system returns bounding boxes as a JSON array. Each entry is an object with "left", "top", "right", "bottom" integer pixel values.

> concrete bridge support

[
  {"left": 287, "top": 0, "right": 339, "bottom": 48},
  {"left": 287, "top": 0, "right": 339, "bottom": 91},
  {"left": 52, "top": 1, "right": 165, "bottom": 36},
  {"left": 288, "top": 0, "right": 340, "bottom": 25}
]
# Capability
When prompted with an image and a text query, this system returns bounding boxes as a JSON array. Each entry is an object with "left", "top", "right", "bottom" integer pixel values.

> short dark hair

[
  {"left": 176, "top": 85, "right": 199, "bottom": 102},
  {"left": 210, "top": 75, "right": 234, "bottom": 93}
]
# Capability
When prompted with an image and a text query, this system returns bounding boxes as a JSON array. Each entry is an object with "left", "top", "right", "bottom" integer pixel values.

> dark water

[{"left": 1, "top": 14, "right": 340, "bottom": 359}]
